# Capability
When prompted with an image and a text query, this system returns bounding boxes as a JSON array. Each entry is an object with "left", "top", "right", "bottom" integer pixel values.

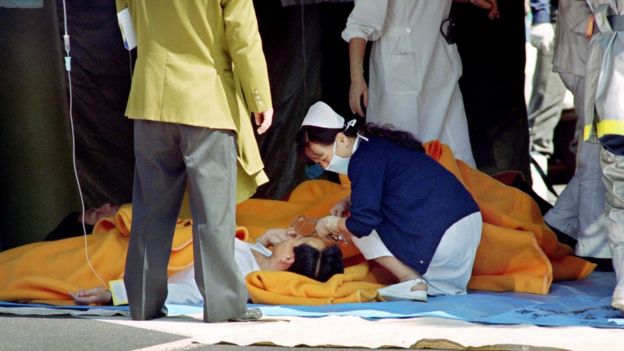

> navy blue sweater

[{"left": 345, "top": 137, "right": 479, "bottom": 274}]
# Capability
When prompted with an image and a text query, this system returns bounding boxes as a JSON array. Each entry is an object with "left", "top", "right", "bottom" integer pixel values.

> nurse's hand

[
  {"left": 330, "top": 197, "right": 351, "bottom": 217},
  {"left": 315, "top": 216, "right": 340, "bottom": 239},
  {"left": 349, "top": 77, "right": 368, "bottom": 117}
]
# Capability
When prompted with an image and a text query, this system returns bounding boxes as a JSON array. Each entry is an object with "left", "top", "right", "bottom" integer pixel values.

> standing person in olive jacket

[{"left": 115, "top": 0, "right": 273, "bottom": 322}]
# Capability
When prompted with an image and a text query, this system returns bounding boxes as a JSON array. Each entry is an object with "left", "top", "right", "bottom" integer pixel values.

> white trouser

[
  {"left": 352, "top": 212, "right": 482, "bottom": 296},
  {"left": 544, "top": 73, "right": 609, "bottom": 258},
  {"left": 600, "top": 149, "right": 624, "bottom": 300}
]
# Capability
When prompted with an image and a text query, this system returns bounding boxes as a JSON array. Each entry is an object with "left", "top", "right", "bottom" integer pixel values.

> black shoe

[
  {"left": 579, "top": 256, "right": 614, "bottom": 272},
  {"left": 129, "top": 305, "right": 168, "bottom": 321},
  {"left": 546, "top": 223, "right": 578, "bottom": 249}
]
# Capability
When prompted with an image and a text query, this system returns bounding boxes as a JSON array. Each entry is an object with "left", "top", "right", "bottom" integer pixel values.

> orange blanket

[
  {"left": 239, "top": 141, "right": 595, "bottom": 304},
  {"left": 0, "top": 205, "right": 197, "bottom": 305},
  {"left": 246, "top": 262, "right": 383, "bottom": 305}
]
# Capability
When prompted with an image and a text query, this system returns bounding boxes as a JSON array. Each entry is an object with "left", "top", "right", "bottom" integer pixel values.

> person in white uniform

[
  {"left": 583, "top": 0, "right": 624, "bottom": 312},
  {"left": 342, "top": 0, "right": 498, "bottom": 167},
  {"left": 543, "top": 0, "right": 609, "bottom": 262}
]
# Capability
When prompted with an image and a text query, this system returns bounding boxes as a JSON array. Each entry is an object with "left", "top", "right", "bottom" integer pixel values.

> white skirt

[{"left": 351, "top": 211, "right": 482, "bottom": 295}]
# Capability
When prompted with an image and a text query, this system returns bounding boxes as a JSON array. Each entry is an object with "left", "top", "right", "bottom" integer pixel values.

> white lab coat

[
  {"left": 545, "top": 0, "right": 609, "bottom": 258},
  {"left": 342, "top": 0, "right": 475, "bottom": 166}
]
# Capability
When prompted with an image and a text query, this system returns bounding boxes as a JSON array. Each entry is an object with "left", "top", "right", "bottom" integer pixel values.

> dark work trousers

[
  {"left": 125, "top": 120, "right": 246, "bottom": 322},
  {"left": 451, "top": 0, "right": 531, "bottom": 180},
  {"left": 528, "top": 44, "right": 567, "bottom": 157}
]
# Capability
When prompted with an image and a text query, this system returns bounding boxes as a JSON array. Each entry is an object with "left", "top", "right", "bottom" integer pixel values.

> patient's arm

[
  {"left": 70, "top": 287, "right": 111, "bottom": 305},
  {"left": 255, "top": 228, "right": 296, "bottom": 246}
]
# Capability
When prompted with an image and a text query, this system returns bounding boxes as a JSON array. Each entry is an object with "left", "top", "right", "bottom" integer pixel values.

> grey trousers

[
  {"left": 125, "top": 120, "right": 246, "bottom": 322},
  {"left": 528, "top": 45, "right": 567, "bottom": 156},
  {"left": 600, "top": 148, "right": 624, "bottom": 300},
  {"left": 544, "top": 74, "right": 608, "bottom": 258}
]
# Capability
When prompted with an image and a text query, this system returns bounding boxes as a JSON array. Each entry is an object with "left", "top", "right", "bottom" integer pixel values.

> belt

[{"left": 608, "top": 15, "right": 624, "bottom": 31}]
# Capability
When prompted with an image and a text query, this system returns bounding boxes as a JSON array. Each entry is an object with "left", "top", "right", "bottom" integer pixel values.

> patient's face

[
  {"left": 269, "top": 236, "right": 329, "bottom": 271},
  {"left": 83, "top": 203, "right": 119, "bottom": 225}
]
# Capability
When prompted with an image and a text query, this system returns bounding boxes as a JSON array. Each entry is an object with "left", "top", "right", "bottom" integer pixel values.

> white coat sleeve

[{"left": 341, "top": 0, "right": 388, "bottom": 42}]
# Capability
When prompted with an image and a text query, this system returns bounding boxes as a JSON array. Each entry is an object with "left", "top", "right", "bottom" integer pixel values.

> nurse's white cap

[{"left": 301, "top": 101, "right": 345, "bottom": 129}]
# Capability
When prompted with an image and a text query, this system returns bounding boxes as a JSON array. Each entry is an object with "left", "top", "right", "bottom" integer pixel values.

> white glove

[
  {"left": 530, "top": 23, "right": 555, "bottom": 53},
  {"left": 315, "top": 216, "right": 341, "bottom": 238}
]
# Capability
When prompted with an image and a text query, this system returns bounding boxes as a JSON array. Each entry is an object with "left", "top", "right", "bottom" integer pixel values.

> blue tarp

[
  {"left": 251, "top": 271, "right": 624, "bottom": 328},
  {"left": 2, "top": 271, "right": 623, "bottom": 328},
  {"left": 181, "top": 271, "right": 624, "bottom": 328}
]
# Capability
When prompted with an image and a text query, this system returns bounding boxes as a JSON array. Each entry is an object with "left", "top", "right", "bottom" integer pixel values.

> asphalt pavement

[{"left": 0, "top": 315, "right": 400, "bottom": 351}]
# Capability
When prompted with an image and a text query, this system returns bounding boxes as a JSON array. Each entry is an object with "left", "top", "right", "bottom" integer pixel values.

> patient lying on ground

[{"left": 71, "top": 228, "right": 344, "bottom": 305}]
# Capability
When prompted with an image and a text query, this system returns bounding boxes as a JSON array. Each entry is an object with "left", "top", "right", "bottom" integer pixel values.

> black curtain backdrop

[
  {"left": 53, "top": 0, "right": 135, "bottom": 208},
  {"left": 0, "top": 0, "right": 78, "bottom": 249},
  {"left": 254, "top": 1, "right": 354, "bottom": 198},
  {"left": 452, "top": 0, "right": 531, "bottom": 180}
]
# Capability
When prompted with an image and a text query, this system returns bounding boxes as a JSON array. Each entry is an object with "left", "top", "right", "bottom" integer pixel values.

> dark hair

[
  {"left": 287, "top": 244, "right": 344, "bottom": 282},
  {"left": 359, "top": 123, "right": 424, "bottom": 152},
  {"left": 296, "top": 121, "right": 423, "bottom": 164}
]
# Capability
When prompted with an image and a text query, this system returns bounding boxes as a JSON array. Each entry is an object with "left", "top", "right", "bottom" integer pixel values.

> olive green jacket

[{"left": 116, "top": 0, "right": 271, "bottom": 202}]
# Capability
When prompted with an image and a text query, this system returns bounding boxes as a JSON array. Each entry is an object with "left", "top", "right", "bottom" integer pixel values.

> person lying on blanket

[
  {"left": 71, "top": 228, "right": 343, "bottom": 305},
  {"left": 44, "top": 203, "right": 120, "bottom": 241},
  {"left": 295, "top": 101, "right": 483, "bottom": 302}
]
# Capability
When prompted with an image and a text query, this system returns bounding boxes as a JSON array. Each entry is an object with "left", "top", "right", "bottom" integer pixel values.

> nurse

[
  {"left": 296, "top": 101, "right": 482, "bottom": 301},
  {"left": 343, "top": 0, "right": 498, "bottom": 167}
]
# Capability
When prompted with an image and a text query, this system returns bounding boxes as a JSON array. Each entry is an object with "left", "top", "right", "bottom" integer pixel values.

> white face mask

[
  {"left": 325, "top": 139, "right": 351, "bottom": 175},
  {"left": 324, "top": 135, "right": 364, "bottom": 175}
]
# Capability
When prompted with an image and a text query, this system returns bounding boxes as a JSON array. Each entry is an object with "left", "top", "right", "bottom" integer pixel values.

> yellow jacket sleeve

[
  {"left": 115, "top": 0, "right": 127, "bottom": 12},
  {"left": 222, "top": 0, "right": 272, "bottom": 113}
]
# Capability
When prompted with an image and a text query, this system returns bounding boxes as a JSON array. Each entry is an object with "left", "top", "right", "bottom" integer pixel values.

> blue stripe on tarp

[{"left": 0, "top": 301, "right": 128, "bottom": 312}]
